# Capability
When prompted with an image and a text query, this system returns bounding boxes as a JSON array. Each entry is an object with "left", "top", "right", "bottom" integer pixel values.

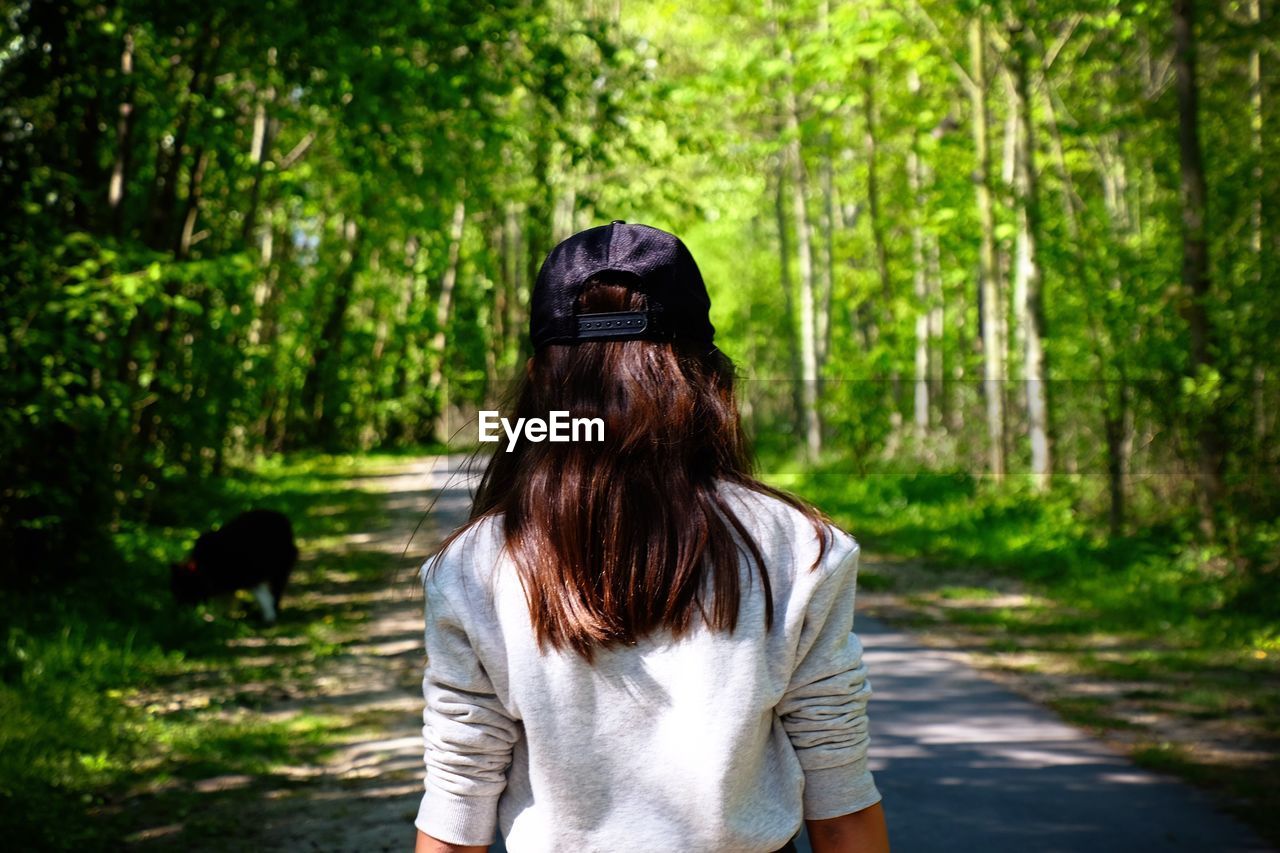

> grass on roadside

[
  {"left": 0, "top": 451, "right": 429, "bottom": 851},
  {"left": 767, "top": 459, "right": 1280, "bottom": 651}
]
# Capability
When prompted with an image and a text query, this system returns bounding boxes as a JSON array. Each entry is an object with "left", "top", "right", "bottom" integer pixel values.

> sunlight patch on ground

[
  {"left": 124, "top": 822, "right": 185, "bottom": 842},
  {"left": 193, "top": 774, "right": 255, "bottom": 793}
]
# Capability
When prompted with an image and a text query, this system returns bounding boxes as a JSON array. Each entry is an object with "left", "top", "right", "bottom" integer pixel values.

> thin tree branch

[
  {"left": 1043, "top": 13, "right": 1083, "bottom": 70},
  {"left": 901, "top": 0, "right": 977, "bottom": 94},
  {"left": 279, "top": 131, "right": 316, "bottom": 170}
]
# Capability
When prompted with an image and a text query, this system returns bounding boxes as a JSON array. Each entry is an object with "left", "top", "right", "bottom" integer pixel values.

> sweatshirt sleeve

[
  {"left": 776, "top": 536, "right": 882, "bottom": 820},
  {"left": 417, "top": 569, "right": 520, "bottom": 845}
]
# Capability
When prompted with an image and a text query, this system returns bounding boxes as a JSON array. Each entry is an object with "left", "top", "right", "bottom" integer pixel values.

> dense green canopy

[{"left": 2, "top": 0, "right": 1277, "bottom": 577}]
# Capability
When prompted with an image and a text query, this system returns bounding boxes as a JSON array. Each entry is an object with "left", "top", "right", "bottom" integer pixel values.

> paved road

[
  {"left": 846, "top": 615, "right": 1270, "bottom": 853},
  {"left": 418, "top": 456, "right": 1270, "bottom": 853}
]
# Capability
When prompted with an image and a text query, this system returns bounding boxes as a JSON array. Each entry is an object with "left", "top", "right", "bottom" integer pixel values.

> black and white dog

[{"left": 171, "top": 509, "right": 298, "bottom": 624}]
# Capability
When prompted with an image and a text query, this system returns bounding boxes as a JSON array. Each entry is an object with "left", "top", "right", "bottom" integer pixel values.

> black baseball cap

[{"left": 529, "top": 220, "right": 716, "bottom": 350}]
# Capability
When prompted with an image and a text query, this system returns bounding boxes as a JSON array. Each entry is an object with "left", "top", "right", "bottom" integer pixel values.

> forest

[{"left": 1, "top": 0, "right": 1278, "bottom": 847}]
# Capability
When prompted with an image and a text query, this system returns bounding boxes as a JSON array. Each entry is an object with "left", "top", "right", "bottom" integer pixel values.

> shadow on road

[{"left": 861, "top": 618, "right": 1270, "bottom": 852}]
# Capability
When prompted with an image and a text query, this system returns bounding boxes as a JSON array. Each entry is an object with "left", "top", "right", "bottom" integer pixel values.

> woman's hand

[
  {"left": 806, "top": 801, "right": 890, "bottom": 853},
  {"left": 413, "top": 829, "right": 488, "bottom": 853}
]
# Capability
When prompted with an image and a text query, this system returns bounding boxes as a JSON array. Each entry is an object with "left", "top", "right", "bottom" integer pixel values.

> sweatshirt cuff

[
  {"left": 802, "top": 758, "right": 882, "bottom": 821},
  {"left": 415, "top": 786, "right": 500, "bottom": 847}
]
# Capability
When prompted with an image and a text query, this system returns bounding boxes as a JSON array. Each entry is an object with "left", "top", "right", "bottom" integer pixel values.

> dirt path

[
  {"left": 120, "top": 455, "right": 475, "bottom": 852},
  {"left": 241, "top": 455, "right": 478, "bottom": 853}
]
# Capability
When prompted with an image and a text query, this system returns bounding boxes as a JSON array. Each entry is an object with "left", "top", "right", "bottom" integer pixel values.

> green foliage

[
  {"left": 0, "top": 0, "right": 651, "bottom": 575},
  {"left": 783, "top": 460, "right": 1280, "bottom": 649}
]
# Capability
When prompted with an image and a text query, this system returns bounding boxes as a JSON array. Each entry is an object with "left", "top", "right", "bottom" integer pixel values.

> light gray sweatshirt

[{"left": 417, "top": 481, "right": 881, "bottom": 852}]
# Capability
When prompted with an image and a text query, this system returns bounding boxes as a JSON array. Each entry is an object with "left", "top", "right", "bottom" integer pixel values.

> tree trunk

[
  {"left": 131, "top": 136, "right": 213, "bottom": 459},
  {"left": 1043, "top": 69, "right": 1130, "bottom": 531},
  {"left": 1172, "top": 0, "right": 1225, "bottom": 528},
  {"left": 250, "top": 214, "right": 289, "bottom": 446},
  {"left": 490, "top": 222, "right": 509, "bottom": 384},
  {"left": 1010, "top": 15, "right": 1052, "bottom": 490},
  {"left": 429, "top": 195, "right": 468, "bottom": 442},
  {"left": 107, "top": 30, "right": 135, "bottom": 228},
  {"left": 1248, "top": 0, "right": 1263, "bottom": 271},
  {"left": 927, "top": 224, "right": 946, "bottom": 433},
  {"left": 1248, "top": 0, "right": 1269, "bottom": 459},
  {"left": 862, "top": 49, "right": 904, "bottom": 458},
  {"left": 1104, "top": 383, "right": 1133, "bottom": 536},
  {"left": 241, "top": 47, "right": 277, "bottom": 245},
  {"left": 1000, "top": 89, "right": 1019, "bottom": 423},
  {"left": 147, "top": 29, "right": 219, "bottom": 250},
  {"left": 175, "top": 146, "right": 210, "bottom": 258},
  {"left": 862, "top": 66, "right": 891, "bottom": 305},
  {"left": 773, "top": 157, "right": 806, "bottom": 436},
  {"left": 908, "top": 70, "right": 930, "bottom": 440},
  {"left": 784, "top": 67, "right": 822, "bottom": 462},
  {"left": 818, "top": 139, "right": 835, "bottom": 373},
  {"left": 971, "top": 17, "right": 1006, "bottom": 481},
  {"left": 247, "top": 204, "right": 281, "bottom": 348},
  {"left": 298, "top": 217, "right": 362, "bottom": 446},
  {"left": 927, "top": 115, "right": 951, "bottom": 434},
  {"left": 385, "top": 235, "right": 423, "bottom": 444},
  {"left": 504, "top": 201, "right": 525, "bottom": 363}
]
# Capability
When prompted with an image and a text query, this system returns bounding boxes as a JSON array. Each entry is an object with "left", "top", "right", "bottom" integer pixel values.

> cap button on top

[{"left": 610, "top": 219, "right": 625, "bottom": 225}]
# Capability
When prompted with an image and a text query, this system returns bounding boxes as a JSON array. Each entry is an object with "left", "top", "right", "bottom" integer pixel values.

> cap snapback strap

[{"left": 574, "top": 310, "right": 667, "bottom": 341}]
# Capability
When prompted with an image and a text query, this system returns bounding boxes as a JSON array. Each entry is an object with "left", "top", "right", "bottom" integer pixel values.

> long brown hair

[{"left": 434, "top": 279, "right": 830, "bottom": 659}]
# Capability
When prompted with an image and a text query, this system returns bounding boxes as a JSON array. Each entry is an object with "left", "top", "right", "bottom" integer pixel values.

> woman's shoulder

[
  {"left": 419, "top": 513, "right": 506, "bottom": 597},
  {"left": 715, "top": 479, "right": 858, "bottom": 567}
]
